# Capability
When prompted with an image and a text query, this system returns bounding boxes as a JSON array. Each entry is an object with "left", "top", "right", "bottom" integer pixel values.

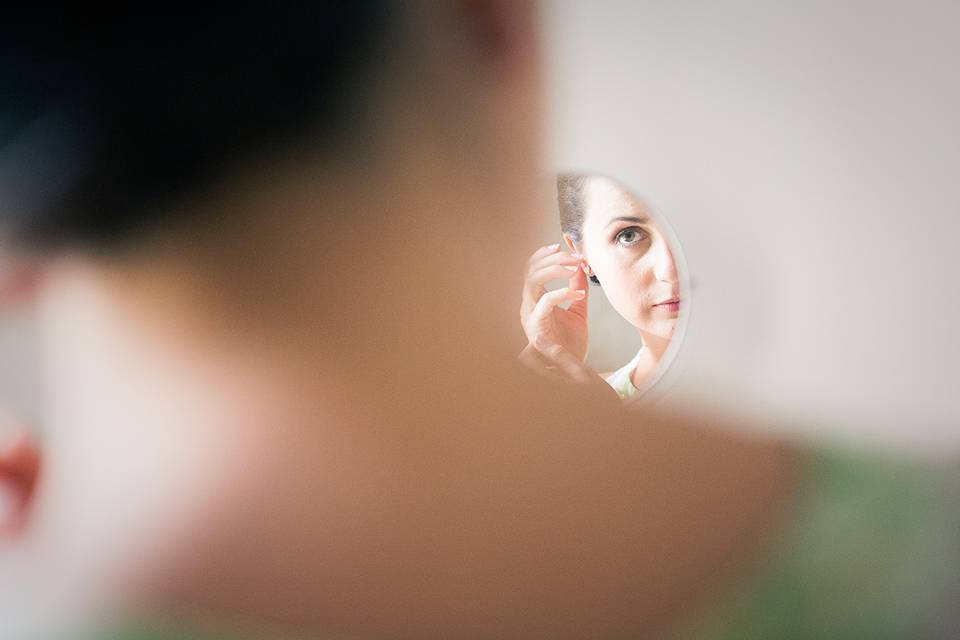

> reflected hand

[
  {"left": 518, "top": 335, "right": 619, "bottom": 403},
  {"left": 520, "top": 243, "right": 590, "bottom": 363}
]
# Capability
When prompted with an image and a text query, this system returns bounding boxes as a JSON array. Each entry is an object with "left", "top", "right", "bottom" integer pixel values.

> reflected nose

[{"left": 652, "top": 237, "right": 678, "bottom": 285}]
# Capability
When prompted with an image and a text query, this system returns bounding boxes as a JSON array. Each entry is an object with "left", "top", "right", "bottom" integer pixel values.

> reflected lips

[{"left": 653, "top": 297, "right": 681, "bottom": 314}]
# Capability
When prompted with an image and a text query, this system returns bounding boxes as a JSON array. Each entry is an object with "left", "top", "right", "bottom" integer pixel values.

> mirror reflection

[{"left": 520, "top": 174, "right": 684, "bottom": 401}]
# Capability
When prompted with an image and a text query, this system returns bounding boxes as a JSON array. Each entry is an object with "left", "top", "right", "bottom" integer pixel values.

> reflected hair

[{"left": 556, "top": 173, "right": 600, "bottom": 284}]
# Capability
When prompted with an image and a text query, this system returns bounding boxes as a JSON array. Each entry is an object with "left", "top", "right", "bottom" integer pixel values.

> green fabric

[{"left": 669, "top": 448, "right": 951, "bottom": 640}]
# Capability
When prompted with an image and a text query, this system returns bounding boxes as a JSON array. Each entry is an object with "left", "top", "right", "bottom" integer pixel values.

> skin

[
  {"left": 573, "top": 176, "right": 680, "bottom": 390},
  {"left": 0, "top": 3, "right": 796, "bottom": 638},
  {"left": 519, "top": 243, "right": 591, "bottom": 363},
  {"left": 521, "top": 176, "right": 680, "bottom": 392}
]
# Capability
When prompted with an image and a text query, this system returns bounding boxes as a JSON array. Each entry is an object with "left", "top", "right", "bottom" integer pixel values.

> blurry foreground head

[
  {"left": 0, "top": 5, "right": 791, "bottom": 640},
  {"left": 0, "top": 4, "right": 548, "bottom": 637}
]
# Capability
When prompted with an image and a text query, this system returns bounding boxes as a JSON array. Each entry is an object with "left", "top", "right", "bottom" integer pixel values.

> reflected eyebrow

[{"left": 604, "top": 215, "right": 649, "bottom": 229}]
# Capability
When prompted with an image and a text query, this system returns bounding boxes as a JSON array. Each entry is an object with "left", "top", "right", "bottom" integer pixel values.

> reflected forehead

[{"left": 583, "top": 177, "right": 648, "bottom": 228}]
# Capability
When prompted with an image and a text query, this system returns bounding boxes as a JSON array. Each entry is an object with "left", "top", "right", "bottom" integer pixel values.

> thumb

[{"left": 567, "top": 261, "right": 589, "bottom": 319}]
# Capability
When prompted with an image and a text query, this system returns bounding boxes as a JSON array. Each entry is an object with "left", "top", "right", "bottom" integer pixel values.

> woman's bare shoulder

[{"left": 458, "top": 378, "right": 801, "bottom": 637}]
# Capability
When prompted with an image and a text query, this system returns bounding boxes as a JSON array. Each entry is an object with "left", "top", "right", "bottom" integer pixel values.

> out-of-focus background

[
  {"left": 542, "top": 0, "right": 960, "bottom": 454},
  {"left": 0, "top": 311, "right": 38, "bottom": 425}
]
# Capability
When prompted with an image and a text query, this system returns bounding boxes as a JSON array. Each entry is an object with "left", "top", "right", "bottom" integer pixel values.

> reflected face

[{"left": 574, "top": 177, "right": 679, "bottom": 340}]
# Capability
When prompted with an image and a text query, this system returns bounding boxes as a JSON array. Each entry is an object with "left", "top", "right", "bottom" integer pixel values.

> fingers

[
  {"left": 566, "top": 262, "right": 589, "bottom": 320},
  {"left": 527, "top": 249, "right": 582, "bottom": 276},
  {"left": 521, "top": 243, "right": 584, "bottom": 312},
  {"left": 526, "top": 242, "right": 561, "bottom": 267},
  {"left": 530, "top": 286, "right": 585, "bottom": 326},
  {"left": 523, "top": 285, "right": 585, "bottom": 339},
  {"left": 523, "top": 263, "right": 583, "bottom": 306}
]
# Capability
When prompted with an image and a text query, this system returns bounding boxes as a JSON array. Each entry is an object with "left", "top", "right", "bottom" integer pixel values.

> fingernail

[
  {"left": 563, "top": 266, "right": 578, "bottom": 272},
  {"left": 571, "top": 253, "right": 583, "bottom": 259},
  {"left": 573, "top": 289, "right": 586, "bottom": 297},
  {"left": 548, "top": 243, "right": 560, "bottom": 251}
]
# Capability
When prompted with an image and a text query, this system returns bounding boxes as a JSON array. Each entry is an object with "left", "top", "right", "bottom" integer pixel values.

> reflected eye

[{"left": 614, "top": 227, "right": 648, "bottom": 246}]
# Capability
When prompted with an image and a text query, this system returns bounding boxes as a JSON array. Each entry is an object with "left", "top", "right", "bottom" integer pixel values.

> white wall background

[
  {"left": 542, "top": 0, "right": 960, "bottom": 453},
  {"left": 0, "top": 312, "right": 39, "bottom": 426}
]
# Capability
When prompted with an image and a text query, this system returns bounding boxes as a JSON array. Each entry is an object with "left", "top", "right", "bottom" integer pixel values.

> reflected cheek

[
  {"left": 593, "top": 264, "right": 643, "bottom": 323},
  {"left": 628, "top": 267, "right": 663, "bottom": 328},
  {"left": 588, "top": 248, "right": 655, "bottom": 318},
  {"left": 629, "top": 264, "right": 658, "bottom": 306}
]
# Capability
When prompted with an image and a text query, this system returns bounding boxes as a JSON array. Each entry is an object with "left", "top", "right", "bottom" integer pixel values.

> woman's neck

[{"left": 630, "top": 331, "right": 671, "bottom": 391}]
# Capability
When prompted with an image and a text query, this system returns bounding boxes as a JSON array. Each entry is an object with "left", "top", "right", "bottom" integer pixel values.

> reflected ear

[
  {"left": 562, "top": 234, "right": 599, "bottom": 285},
  {"left": 0, "top": 424, "right": 41, "bottom": 537}
]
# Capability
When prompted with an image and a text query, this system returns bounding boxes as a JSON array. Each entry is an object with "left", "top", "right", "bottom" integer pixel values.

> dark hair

[
  {"left": 0, "top": 6, "right": 397, "bottom": 250},
  {"left": 556, "top": 173, "right": 599, "bottom": 284}
]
